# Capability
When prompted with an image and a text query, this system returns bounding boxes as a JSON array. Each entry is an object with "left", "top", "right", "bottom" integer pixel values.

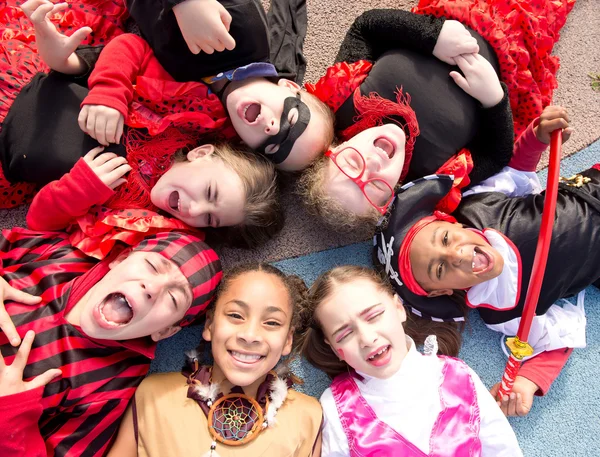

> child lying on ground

[
  {"left": 107, "top": 263, "right": 322, "bottom": 457},
  {"left": 299, "top": 265, "right": 522, "bottom": 456},
  {"left": 1, "top": 1, "right": 284, "bottom": 248},
  {"left": 0, "top": 229, "right": 221, "bottom": 457},
  {"left": 375, "top": 112, "right": 596, "bottom": 416},
  {"left": 299, "top": 0, "right": 574, "bottom": 230},
  {"left": 30, "top": 0, "right": 334, "bottom": 172}
]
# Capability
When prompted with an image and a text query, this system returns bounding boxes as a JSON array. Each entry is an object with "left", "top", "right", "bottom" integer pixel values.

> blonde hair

[
  {"left": 297, "top": 153, "right": 381, "bottom": 236},
  {"left": 296, "top": 265, "right": 463, "bottom": 379},
  {"left": 214, "top": 144, "right": 283, "bottom": 248},
  {"left": 176, "top": 143, "right": 283, "bottom": 248},
  {"left": 300, "top": 90, "right": 336, "bottom": 164}
]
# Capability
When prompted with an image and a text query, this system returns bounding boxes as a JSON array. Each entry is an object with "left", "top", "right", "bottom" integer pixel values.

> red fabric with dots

[
  {"left": 0, "top": 0, "right": 129, "bottom": 208},
  {"left": 412, "top": 0, "right": 576, "bottom": 138}
]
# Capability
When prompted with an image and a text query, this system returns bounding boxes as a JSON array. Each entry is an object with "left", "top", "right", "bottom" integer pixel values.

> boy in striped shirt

[{"left": 0, "top": 229, "right": 221, "bottom": 457}]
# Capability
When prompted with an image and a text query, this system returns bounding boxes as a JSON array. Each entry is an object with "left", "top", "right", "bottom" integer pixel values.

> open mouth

[
  {"left": 367, "top": 345, "right": 390, "bottom": 362},
  {"left": 374, "top": 138, "right": 395, "bottom": 159},
  {"left": 244, "top": 103, "right": 261, "bottom": 123},
  {"left": 168, "top": 191, "right": 180, "bottom": 212},
  {"left": 472, "top": 247, "right": 493, "bottom": 274},
  {"left": 229, "top": 350, "right": 265, "bottom": 365},
  {"left": 98, "top": 293, "right": 133, "bottom": 327}
]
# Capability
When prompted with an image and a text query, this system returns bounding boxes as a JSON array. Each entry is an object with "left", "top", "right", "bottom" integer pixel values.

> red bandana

[{"left": 399, "top": 211, "right": 457, "bottom": 296}]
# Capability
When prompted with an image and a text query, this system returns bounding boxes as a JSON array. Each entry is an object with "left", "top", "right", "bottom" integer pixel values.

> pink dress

[{"left": 330, "top": 356, "right": 482, "bottom": 456}]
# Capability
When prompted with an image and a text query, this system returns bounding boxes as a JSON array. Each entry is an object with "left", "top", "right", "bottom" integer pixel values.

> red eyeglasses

[{"left": 326, "top": 147, "right": 394, "bottom": 215}]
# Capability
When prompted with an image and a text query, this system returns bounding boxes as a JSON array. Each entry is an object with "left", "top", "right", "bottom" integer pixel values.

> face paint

[
  {"left": 337, "top": 348, "right": 345, "bottom": 360},
  {"left": 258, "top": 92, "right": 310, "bottom": 164}
]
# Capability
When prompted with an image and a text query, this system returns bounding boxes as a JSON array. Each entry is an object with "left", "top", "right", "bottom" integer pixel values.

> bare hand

[
  {"left": 535, "top": 105, "right": 573, "bottom": 144},
  {"left": 173, "top": 0, "right": 236, "bottom": 55},
  {"left": 490, "top": 375, "right": 539, "bottom": 417},
  {"left": 21, "top": 0, "right": 91, "bottom": 74},
  {"left": 78, "top": 105, "right": 125, "bottom": 146},
  {"left": 1, "top": 330, "right": 62, "bottom": 397},
  {"left": 433, "top": 20, "right": 479, "bottom": 65},
  {"left": 83, "top": 146, "right": 131, "bottom": 189},
  {"left": 0, "top": 277, "right": 42, "bottom": 347},
  {"left": 450, "top": 53, "right": 504, "bottom": 108}
]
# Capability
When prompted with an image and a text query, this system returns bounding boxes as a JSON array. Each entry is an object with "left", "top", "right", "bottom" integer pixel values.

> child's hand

[
  {"left": 83, "top": 146, "right": 131, "bottom": 190},
  {"left": 489, "top": 375, "right": 539, "bottom": 417},
  {"left": 0, "top": 277, "right": 42, "bottom": 347},
  {"left": 20, "top": 0, "right": 91, "bottom": 74},
  {"left": 535, "top": 105, "right": 573, "bottom": 144},
  {"left": 433, "top": 20, "right": 479, "bottom": 65},
  {"left": 173, "top": 0, "right": 236, "bottom": 55},
  {"left": 450, "top": 53, "right": 504, "bottom": 108},
  {"left": 1, "top": 330, "right": 62, "bottom": 397},
  {"left": 78, "top": 105, "right": 125, "bottom": 146}
]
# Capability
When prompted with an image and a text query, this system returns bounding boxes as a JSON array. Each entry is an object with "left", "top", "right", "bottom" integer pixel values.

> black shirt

[
  {"left": 334, "top": 9, "right": 513, "bottom": 185},
  {"left": 0, "top": 72, "right": 125, "bottom": 184}
]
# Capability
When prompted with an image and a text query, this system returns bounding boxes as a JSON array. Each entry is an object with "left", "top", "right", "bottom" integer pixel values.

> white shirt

[
  {"left": 320, "top": 338, "right": 523, "bottom": 457},
  {"left": 462, "top": 166, "right": 588, "bottom": 356}
]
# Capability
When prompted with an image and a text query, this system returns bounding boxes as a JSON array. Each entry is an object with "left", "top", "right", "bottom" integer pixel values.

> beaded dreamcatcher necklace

[{"left": 185, "top": 352, "right": 291, "bottom": 456}]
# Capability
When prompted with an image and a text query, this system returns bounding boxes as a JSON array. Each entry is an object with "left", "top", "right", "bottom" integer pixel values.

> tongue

[
  {"left": 374, "top": 138, "right": 394, "bottom": 158},
  {"left": 169, "top": 191, "right": 179, "bottom": 210},
  {"left": 102, "top": 294, "right": 133, "bottom": 324},
  {"left": 245, "top": 103, "right": 261, "bottom": 122},
  {"left": 473, "top": 251, "right": 489, "bottom": 273}
]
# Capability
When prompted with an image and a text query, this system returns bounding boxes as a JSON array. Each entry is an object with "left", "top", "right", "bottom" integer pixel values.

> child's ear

[
  {"left": 108, "top": 248, "right": 133, "bottom": 269},
  {"left": 202, "top": 312, "right": 214, "bottom": 342},
  {"left": 151, "top": 325, "right": 181, "bottom": 342},
  {"left": 187, "top": 144, "right": 215, "bottom": 161},
  {"left": 277, "top": 78, "right": 301, "bottom": 93},
  {"left": 393, "top": 294, "right": 407, "bottom": 323},
  {"left": 281, "top": 329, "right": 294, "bottom": 357},
  {"left": 427, "top": 289, "right": 454, "bottom": 298}
]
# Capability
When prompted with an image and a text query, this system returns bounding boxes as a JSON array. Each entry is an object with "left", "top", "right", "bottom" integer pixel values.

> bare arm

[{"left": 106, "top": 402, "right": 137, "bottom": 457}]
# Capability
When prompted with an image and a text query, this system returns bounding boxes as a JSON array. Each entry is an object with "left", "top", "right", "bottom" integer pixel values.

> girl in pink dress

[{"left": 298, "top": 265, "right": 522, "bottom": 457}]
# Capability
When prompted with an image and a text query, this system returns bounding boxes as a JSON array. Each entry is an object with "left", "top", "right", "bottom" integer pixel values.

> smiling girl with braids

[{"left": 107, "top": 263, "right": 322, "bottom": 457}]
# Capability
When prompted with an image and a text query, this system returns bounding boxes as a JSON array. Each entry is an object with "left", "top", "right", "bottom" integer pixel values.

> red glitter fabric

[
  {"left": 0, "top": 0, "right": 129, "bottom": 208},
  {"left": 412, "top": 0, "right": 576, "bottom": 137}
]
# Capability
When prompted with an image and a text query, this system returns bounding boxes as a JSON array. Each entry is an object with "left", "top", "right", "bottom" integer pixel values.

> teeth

[
  {"left": 472, "top": 250, "right": 476, "bottom": 270},
  {"left": 368, "top": 346, "right": 389, "bottom": 360},
  {"left": 231, "top": 351, "right": 262, "bottom": 362}
]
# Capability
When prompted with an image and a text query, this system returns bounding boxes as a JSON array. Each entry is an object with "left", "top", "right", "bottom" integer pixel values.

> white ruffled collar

[
  {"left": 355, "top": 337, "right": 437, "bottom": 393},
  {"left": 465, "top": 229, "right": 521, "bottom": 311}
]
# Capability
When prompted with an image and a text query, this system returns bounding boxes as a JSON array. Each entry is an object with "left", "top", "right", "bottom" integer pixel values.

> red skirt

[
  {"left": 0, "top": 0, "right": 129, "bottom": 208},
  {"left": 413, "top": 0, "right": 576, "bottom": 137}
]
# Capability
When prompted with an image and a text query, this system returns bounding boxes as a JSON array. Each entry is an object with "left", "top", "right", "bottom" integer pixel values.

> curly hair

[
  {"left": 208, "top": 263, "right": 309, "bottom": 332},
  {"left": 297, "top": 153, "right": 381, "bottom": 236}
]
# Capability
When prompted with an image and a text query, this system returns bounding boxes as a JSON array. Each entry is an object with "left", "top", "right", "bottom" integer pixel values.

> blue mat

[{"left": 152, "top": 140, "right": 600, "bottom": 457}]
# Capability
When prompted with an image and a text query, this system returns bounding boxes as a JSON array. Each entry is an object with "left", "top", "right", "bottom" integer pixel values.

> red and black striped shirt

[{"left": 0, "top": 228, "right": 159, "bottom": 457}]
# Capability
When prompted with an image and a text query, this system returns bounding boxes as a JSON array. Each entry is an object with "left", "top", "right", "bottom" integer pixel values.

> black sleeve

[
  {"left": 161, "top": 0, "right": 186, "bottom": 12},
  {"left": 334, "top": 9, "right": 445, "bottom": 64},
  {"left": 59, "top": 45, "right": 105, "bottom": 87},
  {"left": 466, "top": 83, "right": 515, "bottom": 185}
]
